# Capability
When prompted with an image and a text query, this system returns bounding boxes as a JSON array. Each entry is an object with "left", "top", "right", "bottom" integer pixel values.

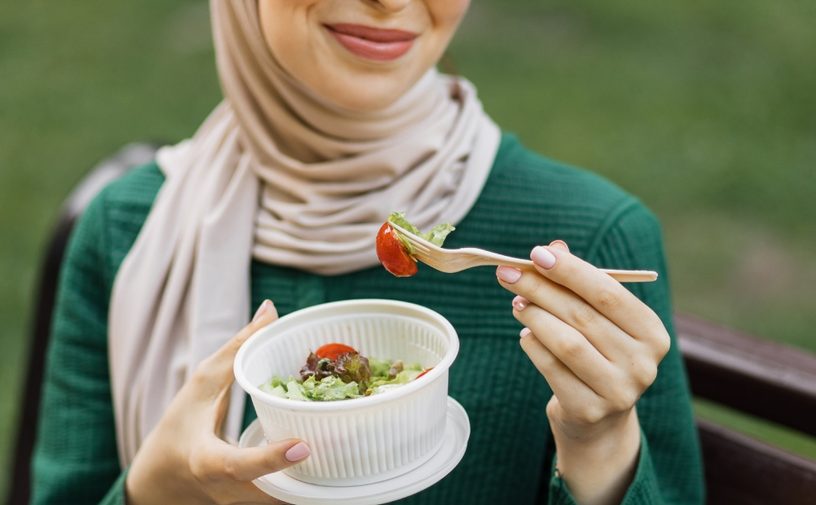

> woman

[{"left": 32, "top": 1, "right": 703, "bottom": 504}]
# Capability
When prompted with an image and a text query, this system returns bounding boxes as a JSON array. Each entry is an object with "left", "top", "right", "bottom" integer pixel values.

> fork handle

[
  {"left": 500, "top": 259, "right": 658, "bottom": 283},
  {"left": 596, "top": 268, "right": 659, "bottom": 283}
]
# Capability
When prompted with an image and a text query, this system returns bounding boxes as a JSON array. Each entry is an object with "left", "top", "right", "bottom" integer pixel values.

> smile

[{"left": 324, "top": 24, "right": 418, "bottom": 62}]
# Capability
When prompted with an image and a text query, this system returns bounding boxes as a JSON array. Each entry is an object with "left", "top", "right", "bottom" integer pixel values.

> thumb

[
  {"left": 219, "top": 299, "right": 279, "bottom": 360},
  {"left": 217, "top": 438, "right": 311, "bottom": 481}
]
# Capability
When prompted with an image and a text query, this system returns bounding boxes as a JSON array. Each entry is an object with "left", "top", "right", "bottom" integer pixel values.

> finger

[
  {"left": 513, "top": 300, "right": 619, "bottom": 398},
  {"left": 518, "top": 328, "right": 603, "bottom": 422},
  {"left": 218, "top": 299, "right": 280, "bottom": 361},
  {"left": 498, "top": 269, "right": 634, "bottom": 361},
  {"left": 529, "top": 246, "right": 664, "bottom": 342},
  {"left": 549, "top": 239, "right": 569, "bottom": 252},
  {"left": 195, "top": 300, "right": 280, "bottom": 393},
  {"left": 215, "top": 437, "right": 310, "bottom": 482},
  {"left": 212, "top": 384, "right": 232, "bottom": 435}
]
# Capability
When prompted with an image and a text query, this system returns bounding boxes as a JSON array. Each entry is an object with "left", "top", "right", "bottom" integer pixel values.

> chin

[
  {"left": 314, "top": 72, "right": 418, "bottom": 112},
  {"left": 329, "top": 89, "right": 406, "bottom": 112}
]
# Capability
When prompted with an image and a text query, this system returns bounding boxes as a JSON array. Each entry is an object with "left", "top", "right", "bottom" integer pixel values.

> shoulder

[
  {"left": 464, "top": 133, "right": 660, "bottom": 260},
  {"left": 486, "top": 133, "right": 638, "bottom": 218},
  {"left": 95, "top": 159, "right": 165, "bottom": 210},
  {"left": 74, "top": 160, "right": 165, "bottom": 278}
]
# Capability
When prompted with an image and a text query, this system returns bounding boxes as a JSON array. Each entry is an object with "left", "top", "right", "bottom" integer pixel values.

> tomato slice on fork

[{"left": 375, "top": 222, "right": 418, "bottom": 277}]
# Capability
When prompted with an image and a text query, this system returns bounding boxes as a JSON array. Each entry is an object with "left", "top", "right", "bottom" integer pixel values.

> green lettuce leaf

[
  {"left": 368, "top": 357, "right": 392, "bottom": 378},
  {"left": 285, "top": 380, "right": 308, "bottom": 401},
  {"left": 387, "top": 211, "right": 422, "bottom": 235},
  {"left": 303, "top": 375, "right": 361, "bottom": 401},
  {"left": 263, "top": 358, "right": 425, "bottom": 401},
  {"left": 424, "top": 223, "right": 455, "bottom": 247},
  {"left": 365, "top": 363, "right": 423, "bottom": 394},
  {"left": 387, "top": 211, "right": 455, "bottom": 253}
]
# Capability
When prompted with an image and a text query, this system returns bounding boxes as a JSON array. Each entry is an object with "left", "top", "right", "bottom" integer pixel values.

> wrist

[
  {"left": 551, "top": 408, "right": 639, "bottom": 458},
  {"left": 550, "top": 409, "right": 641, "bottom": 505}
]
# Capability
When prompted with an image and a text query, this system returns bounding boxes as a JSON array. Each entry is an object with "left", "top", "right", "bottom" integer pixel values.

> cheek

[
  {"left": 258, "top": 1, "right": 316, "bottom": 57},
  {"left": 429, "top": 0, "right": 471, "bottom": 29}
]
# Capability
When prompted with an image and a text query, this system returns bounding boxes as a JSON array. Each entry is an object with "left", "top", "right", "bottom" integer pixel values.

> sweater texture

[{"left": 32, "top": 133, "right": 704, "bottom": 504}]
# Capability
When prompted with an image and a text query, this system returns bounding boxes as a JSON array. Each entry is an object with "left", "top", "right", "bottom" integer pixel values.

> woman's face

[{"left": 258, "top": 0, "right": 471, "bottom": 111}]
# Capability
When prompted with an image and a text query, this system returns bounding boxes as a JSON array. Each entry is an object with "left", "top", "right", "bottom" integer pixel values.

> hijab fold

[{"left": 109, "top": 0, "right": 500, "bottom": 466}]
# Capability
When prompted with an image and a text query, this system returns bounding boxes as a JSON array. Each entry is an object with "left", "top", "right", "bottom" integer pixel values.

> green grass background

[{"left": 1, "top": 0, "right": 814, "bottom": 496}]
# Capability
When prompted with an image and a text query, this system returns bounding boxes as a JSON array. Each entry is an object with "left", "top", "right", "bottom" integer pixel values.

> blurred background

[{"left": 1, "top": 0, "right": 814, "bottom": 495}]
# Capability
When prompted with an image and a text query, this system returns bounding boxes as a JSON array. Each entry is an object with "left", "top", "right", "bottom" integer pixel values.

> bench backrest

[{"left": 676, "top": 315, "right": 816, "bottom": 504}]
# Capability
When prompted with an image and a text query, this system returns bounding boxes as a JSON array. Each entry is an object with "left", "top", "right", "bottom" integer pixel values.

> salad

[
  {"left": 261, "top": 342, "right": 432, "bottom": 401},
  {"left": 375, "top": 211, "right": 454, "bottom": 277}
]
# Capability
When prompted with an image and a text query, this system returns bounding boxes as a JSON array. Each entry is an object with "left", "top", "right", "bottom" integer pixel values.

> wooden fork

[{"left": 389, "top": 223, "right": 658, "bottom": 283}]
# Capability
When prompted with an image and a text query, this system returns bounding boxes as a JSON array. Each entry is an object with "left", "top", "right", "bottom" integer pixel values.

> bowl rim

[{"left": 233, "top": 298, "right": 459, "bottom": 412}]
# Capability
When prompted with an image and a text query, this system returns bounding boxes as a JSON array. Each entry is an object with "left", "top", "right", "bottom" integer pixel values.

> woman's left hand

[{"left": 496, "top": 240, "right": 670, "bottom": 505}]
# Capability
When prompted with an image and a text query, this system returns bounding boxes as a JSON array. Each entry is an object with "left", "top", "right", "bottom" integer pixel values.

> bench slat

[
  {"left": 676, "top": 314, "right": 816, "bottom": 437},
  {"left": 699, "top": 419, "right": 816, "bottom": 504}
]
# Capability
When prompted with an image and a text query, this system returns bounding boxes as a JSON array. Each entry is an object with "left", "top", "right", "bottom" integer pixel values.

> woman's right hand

[{"left": 126, "top": 300, "right": 310, "bottom": 505}]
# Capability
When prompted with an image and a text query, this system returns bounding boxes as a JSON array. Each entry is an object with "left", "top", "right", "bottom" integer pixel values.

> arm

[
  {"left": 497, "top": 202, "right": 703, "bottom": 504},
  {"left": 577, "top": 203, "right": 703, "bottom": 504},
  {"left": 31, "top": 188, "right": 311, "bottom": 504},
  {"left": 31, "top": 191, "right": 126, "bottom": 504}
]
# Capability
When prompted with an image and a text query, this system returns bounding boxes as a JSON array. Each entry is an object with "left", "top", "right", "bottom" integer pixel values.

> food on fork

[
  {"left": 376, "top": 212, "right": 454, "bottom": 277},
  {"left": 261, "top": 342, "right": 433, "bottom": 401}
]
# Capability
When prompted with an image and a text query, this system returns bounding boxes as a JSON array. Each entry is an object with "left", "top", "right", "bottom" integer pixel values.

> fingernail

[
  {"left": 549, "top": 240, "right": 569, "bottom": 251},
  {"left": 497, "top": 266, "right": 522, "bottom": 283},
  {"left": 519, "top": 327, "right": 532, "bottom": 339},
  {"left": 285, "top": 442, "right": 310, "bottom": 462},
  {"left": 531, "top": 246, "right": 556, "bottom": 269},
  {"left": 512, "top": 295, "right": 528, "bottom": 312},
  {"left": 252, "top": 300, "right": 271, "bottom": 322}
]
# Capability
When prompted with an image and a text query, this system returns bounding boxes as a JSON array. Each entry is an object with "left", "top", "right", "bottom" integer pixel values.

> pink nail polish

[
  {"left": 519, "top": 327, "right": 532, "bottom": 339},
  {"left": 549, "top": 240, "right": 569, "bottom": 252},
  {"left": 531, "top": 246, "right": 556, "bottom": 269},
  {"left": 252, "top": 300, "right": 270, "bottom": 322},
  {"left": 497, "top": 266, "right": 522, "bottom": 283},
  {"left": 512, "top": 296, "right": 528, "bottom": 312},
  {"left": 285, "top": 442, "right": 311, "bottom": 462}
]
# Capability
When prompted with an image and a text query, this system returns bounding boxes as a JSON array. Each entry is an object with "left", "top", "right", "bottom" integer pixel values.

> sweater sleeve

[
  {"left": 31, "top": 188, "right": 128, "bottom": 504},
  {"left": 548, "top": 200, "right": 705, "bottom": 504}
]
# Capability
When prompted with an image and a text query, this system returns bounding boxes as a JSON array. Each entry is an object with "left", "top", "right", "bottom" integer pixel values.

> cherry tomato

[
  {"left": 315, "top": 343, "right": 357, "bottom": 361},
  {"left": 376, "top": 222, "right": 418, "bottom": 277},
  {"left": 416, "top": 367, "right": 433, "bottom": 379}
]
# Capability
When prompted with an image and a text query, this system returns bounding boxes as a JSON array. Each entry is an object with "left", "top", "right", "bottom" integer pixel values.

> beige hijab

[{"left": 109, "top": 0, "right": 500, "bottom": 466}]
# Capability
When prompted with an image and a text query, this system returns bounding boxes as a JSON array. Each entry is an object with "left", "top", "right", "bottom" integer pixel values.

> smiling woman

[
  {"left": 257, "top": 0, "right": 469, "bottom": 109},
  {"left": 30, "top": 1, "right": 703, "bottom": 504}
]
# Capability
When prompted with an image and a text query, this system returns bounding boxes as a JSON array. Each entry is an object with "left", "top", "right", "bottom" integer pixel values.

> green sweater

[{"left": 32, "top": 134, "right": 704, "bottom": 504}]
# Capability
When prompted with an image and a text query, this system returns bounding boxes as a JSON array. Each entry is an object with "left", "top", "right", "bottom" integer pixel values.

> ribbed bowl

[{"left": 234, "top": 299, "right": 460, "bottom": 486}]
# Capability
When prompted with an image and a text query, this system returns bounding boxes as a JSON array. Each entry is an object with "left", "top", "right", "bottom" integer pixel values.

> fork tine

[
  {"left": 406, "top": 237, "right": 431, "bottom": 254},
  {"left": 389, "top": 223, "right": 432, "bottom": 253},
  {"left": 410, "top": 248, "right": 453, "bottom": 272},
  {"left": 387, "top": 222, "right": 453, "bottom": 272}
]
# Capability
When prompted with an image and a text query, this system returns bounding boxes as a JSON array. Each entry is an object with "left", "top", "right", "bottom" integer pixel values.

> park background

[{"left": 1, "top": 0, "right": 814, "bottom": 495}]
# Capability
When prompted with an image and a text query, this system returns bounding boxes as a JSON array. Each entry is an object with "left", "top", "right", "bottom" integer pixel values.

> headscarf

[{"left": 109, "top": 0, "right": 500, "bottom": 466}]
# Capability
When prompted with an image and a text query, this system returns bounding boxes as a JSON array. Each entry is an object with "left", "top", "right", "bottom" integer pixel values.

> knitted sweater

[{"left": 32, "top": 133, "right": 704, "bottom": 504}]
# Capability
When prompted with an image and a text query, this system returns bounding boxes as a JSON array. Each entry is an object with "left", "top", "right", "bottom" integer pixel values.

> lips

[{"left": 325, "top": 23, "right": 418, "bottom": 61}]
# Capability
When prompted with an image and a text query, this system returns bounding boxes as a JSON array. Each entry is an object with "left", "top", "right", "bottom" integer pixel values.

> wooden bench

[
  {"left": 6, "top": 144, "right": 816, "bottom": 504},
  {"left": 676, "top": 315, "right": 816, "bottom": 503}
]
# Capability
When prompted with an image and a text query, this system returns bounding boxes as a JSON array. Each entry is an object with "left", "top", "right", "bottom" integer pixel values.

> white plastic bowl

[{"left": 234, "top": 299, "right": 460, "bottom": 486}]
